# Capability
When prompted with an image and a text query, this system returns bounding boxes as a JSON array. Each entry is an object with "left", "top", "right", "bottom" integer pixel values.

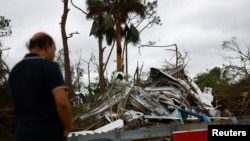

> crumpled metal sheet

[
  {"left": 80, "top": 86, "right": 131, "bottom": 120},
  {"left": 79, "top": 66, "right": 226, "bottom": 131}
]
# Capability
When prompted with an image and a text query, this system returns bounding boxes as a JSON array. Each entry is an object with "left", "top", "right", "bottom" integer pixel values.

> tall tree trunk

[
  {"left": 122, "top": 40, "right": 128, "bottom": 80},
  {"left": 115, "top": 14, "right": 123, "bottom": 72},
  {"left": 104, "top": 42, "right": 115, "bottom": 72},
  {"left": 61, "top": 0, "right": 74, "bottom": 104},
  {"left": 98, "top": 37, "right": 105, "bottom": 94},
  {"left": 125, "top": 43, "right": 128, "bottom": 79}
]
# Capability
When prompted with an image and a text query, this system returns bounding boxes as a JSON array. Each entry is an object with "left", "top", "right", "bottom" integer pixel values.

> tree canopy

[{"left": 86, "top": 0, "right": 146, "bottom": 72}]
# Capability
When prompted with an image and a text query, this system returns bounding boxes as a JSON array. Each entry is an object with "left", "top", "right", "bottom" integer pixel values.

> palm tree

[
  {"left": 86, "top": 0, "right": 146, "bottom": 72},
  {"left": 123, "top": 24, "right": 140, "bottom": 77},
  {"left": 87, "top": 11, "right": 115, "bottom": 94}
]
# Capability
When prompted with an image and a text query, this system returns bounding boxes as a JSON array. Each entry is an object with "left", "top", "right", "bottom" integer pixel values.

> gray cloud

[{"left": 1, "top": 0, "right": 250, "bottom": 79}]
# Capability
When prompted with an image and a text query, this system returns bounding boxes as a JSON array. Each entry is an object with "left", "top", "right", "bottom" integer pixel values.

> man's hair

[{"left": 26, "top": 33, "right": 54, "bottom": 50}]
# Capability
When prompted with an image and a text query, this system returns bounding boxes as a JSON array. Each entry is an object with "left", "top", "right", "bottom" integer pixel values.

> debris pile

[{"left": 69, "top": 65, "right": 230, "bottom": 137}]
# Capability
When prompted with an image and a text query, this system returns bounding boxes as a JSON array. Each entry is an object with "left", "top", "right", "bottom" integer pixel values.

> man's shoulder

[{"left": 10, "top": 58, "right": 59, "bottom": 74}]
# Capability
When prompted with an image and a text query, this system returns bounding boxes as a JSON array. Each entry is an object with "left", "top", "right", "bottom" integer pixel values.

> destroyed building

[{"left": 68, "top": 65, "right": 235, "bottom": 140}]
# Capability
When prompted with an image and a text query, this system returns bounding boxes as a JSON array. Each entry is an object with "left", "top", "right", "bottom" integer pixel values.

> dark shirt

[{"left": 9, "top": 53, "right": 68, "bottom": 141}]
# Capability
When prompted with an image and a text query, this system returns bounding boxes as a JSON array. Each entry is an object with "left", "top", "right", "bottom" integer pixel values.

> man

[{"left": 9, "top": 32, "right": 73, "bottom": 141}]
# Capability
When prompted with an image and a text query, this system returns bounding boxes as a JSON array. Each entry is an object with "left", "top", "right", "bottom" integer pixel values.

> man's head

[{"left": 27, "top": 32, "right": 56, "bottom": 61}]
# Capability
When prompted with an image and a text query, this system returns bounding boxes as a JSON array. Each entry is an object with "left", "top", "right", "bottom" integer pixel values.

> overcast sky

[{"left": 1, "top": 0, "right": 250, "bottom": 79}]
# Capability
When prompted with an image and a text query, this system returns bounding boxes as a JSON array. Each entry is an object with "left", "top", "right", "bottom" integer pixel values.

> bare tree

[
  {"left": 222, "top": 36, "right": 250, "bottom": 82},
  {"left": 0, "top": 16, "right": 14, "bottom": 141},
  {"left": 61, "top": 0, "right": 75, "bottom": 103}
]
